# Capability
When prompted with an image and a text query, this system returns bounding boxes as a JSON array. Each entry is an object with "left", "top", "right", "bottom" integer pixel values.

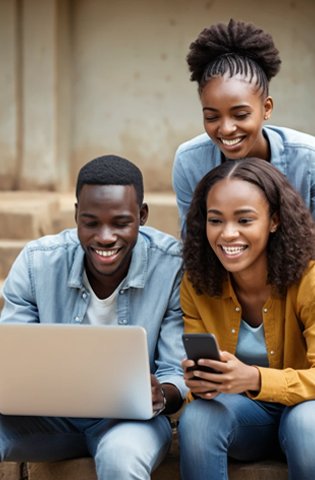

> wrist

[{"left": 153, "top": 385, "right": 167, "bottom": 417}]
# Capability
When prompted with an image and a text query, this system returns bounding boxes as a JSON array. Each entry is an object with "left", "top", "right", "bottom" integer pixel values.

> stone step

[{"left": 0, "top": 191, "right": 60, "bottom": 240}]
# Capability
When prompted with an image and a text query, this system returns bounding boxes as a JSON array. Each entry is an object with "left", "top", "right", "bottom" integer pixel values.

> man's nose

[{"left": 96, "top": 226, "right": 116, "bottom": 243}]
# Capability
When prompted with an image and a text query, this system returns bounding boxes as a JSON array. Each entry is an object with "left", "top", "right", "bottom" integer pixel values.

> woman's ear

[
  {"left": 263, "top": 96, "right": 274, "bottom": 121},
  {"left": 270, "top": 212, "right": 280, "bottom": 233},
  {"left": 139, "top": 203, "right": 149, "bottom": 226}
]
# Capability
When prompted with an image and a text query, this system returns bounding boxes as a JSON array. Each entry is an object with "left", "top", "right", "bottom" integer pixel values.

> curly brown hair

[
  {"left": 187, "top": 18, "right": 281, "bottom": 95},
  {"left": 183, "top": 158, "right": 315, "bottom": 296}
]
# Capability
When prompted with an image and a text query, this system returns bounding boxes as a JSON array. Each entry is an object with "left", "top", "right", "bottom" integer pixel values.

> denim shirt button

[
  {"left": 82, "top": 292, "right": 87, "bottom": 299},
  {"left": 74, "top": 316, "right": 80, "bottom": 322},
  {"left": 119, "top": 290, "right": 124, "bottom": 295}
]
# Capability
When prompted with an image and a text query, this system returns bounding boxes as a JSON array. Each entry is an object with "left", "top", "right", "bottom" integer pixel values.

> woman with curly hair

[
  {"left": 178, "top": 158, "right": 315, "bottom": 480},
  {"left": 172, "top": 18, "right": 315, "bottom": 235}
]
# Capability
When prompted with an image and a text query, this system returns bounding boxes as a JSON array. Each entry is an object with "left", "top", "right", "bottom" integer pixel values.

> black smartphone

[{"left": 182, "top": 333, "right": 221, "bottom": 374}]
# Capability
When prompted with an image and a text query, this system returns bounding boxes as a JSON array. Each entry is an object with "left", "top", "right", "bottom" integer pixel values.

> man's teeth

[
  {"left": 222, "top": 246, "right": 246, "bottom": 255},
  {"left": 221, "top": 138, "right": 242, "bottom": 146},
  {"left": 95, "top": 249, "right": 118, "bottom": 257}
]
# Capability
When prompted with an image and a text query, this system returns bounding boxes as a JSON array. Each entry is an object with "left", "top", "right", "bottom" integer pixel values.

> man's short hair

[{"left": 76, "top": 154, "right": 144, "bottom": 206}]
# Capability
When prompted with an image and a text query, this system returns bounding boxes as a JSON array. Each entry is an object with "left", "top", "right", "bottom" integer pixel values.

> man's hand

[
  {"left": 150, "top": 375, "right": 183, "bottom": 415},
  {"left": 151, "top": 375, "right": 166, "bottom": 415}
]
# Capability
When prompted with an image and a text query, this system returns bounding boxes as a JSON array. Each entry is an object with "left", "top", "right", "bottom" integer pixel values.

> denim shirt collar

[{"left": 263, "top": 126, "right": 285, "bottom": 168}]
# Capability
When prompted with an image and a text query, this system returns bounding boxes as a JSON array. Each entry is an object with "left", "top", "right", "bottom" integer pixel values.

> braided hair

[{"left": 187, "top": 19, "right": 281, "bottom": 95}]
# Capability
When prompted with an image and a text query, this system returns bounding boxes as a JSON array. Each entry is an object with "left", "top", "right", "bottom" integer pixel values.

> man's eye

[
  {"left": 115, "top": 222, "right": 130, "bottom": 228},
  {"left": 84, "top": 222, "right": 98, "bottom": 228},
  {"left": 239, "top": 218, "right": 252, "bottom": 224}
]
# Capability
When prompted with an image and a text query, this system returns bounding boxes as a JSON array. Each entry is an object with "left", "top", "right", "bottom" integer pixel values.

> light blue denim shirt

[
  {"left": 1, "top": 226, "right": 188, "bottom": 398},
  {"left": 172, "top": 125, "right": 315, "bottom": 232}
]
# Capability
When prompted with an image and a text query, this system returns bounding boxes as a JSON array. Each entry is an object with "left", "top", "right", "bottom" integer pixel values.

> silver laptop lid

[{"left": 0, "top": 323, "right": 153, "bottom": 420}]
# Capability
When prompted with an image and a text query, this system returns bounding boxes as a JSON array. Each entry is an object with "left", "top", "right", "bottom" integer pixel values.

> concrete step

[{"left": 0, "top": 192, "right": 60, "bottom": 240}]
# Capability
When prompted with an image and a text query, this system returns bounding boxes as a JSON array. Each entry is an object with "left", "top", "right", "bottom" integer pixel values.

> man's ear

[
  {"left": 140, "top": 203, "right": 149, "bottom": 226},
  {"left": 74, "top": 203, "right": 78, "bottom": 224}
]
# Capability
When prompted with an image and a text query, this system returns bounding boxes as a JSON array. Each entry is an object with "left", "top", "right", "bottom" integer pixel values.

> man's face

[{"left": 76, "top": 184, "right": 147, "bottom": 290}]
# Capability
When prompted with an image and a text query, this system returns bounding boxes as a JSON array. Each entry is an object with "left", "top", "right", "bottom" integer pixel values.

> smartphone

[{"left": 182, "top": 333, "right": 221, "bottom": 374}]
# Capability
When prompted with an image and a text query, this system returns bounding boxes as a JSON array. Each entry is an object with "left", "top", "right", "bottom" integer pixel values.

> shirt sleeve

[
  {"left": 154, "top": 264, "right": 189, "bottom": 400},
  {"left": 1, "top": 246, "right": 39, "bottom": 324},
  {"left": 248, "top": 267, "right": 315, "bottom": 406},
  {"left": 172, "top": 148, "right": 194, "bottom": 237}
]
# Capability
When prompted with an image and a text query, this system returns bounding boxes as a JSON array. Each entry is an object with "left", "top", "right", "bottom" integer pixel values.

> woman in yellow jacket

[{"left": 178, "top": 157, "right": 315, "bottom": 480}]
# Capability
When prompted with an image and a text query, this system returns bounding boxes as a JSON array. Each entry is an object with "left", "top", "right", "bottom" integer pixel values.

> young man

[{"left": 0, "top": 155, "right": 187, "bottom": 479}]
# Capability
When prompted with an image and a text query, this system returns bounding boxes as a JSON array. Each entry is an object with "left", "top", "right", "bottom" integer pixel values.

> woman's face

[
  {"left": 206, "top": 178, "right": 278, "bottom": 279},
  {"left": 200, "top": 75, "right": 273, "bottom": 160}
]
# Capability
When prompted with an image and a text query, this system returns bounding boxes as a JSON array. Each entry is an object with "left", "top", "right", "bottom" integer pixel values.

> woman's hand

[{"left": 182, "top": 351, "right": 261, "bottom": 400}]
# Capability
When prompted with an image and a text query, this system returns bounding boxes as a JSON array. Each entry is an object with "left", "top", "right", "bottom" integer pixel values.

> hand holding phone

[{"left": 182, "top": 333, "right": 221, "bottom": 375}]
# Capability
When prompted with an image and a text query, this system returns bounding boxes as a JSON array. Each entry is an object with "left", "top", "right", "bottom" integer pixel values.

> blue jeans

[
  {"left": 178, "top": 394, "right": 315, "bottom": 480},
  {"left": 0, "top": 414, "right": 172, "bottom": 480}
]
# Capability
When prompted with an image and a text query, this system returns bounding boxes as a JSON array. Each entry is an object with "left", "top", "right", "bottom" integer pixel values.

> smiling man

[{"left": 0, "top": 155, "right": 187, "bottom": 480}]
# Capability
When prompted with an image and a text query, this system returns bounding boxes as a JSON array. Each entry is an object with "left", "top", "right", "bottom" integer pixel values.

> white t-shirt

[{"left": 82, "top": 270, "right": 122, "bottom": 325}]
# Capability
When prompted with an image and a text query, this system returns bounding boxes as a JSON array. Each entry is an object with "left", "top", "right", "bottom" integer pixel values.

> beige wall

[{"left": 0, "top": 0, "right": 314, "bottom": 191}]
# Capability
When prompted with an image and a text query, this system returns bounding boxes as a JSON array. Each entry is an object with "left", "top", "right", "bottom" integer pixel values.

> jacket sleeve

[{"left": 249, "top": 267, "right": 315, "bottom": 406}]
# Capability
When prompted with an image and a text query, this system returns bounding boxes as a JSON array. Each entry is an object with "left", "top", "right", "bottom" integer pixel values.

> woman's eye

[
  {"left": 207, "top": 218, "right": 221, "bottom": 224},
  {"left": 235, "top": 112, "right": 250, "bottom": 120},
  {"left": 204, "top": 116, "right": 218, "bottom": 122},
  {"left": 239, "top": 218, "right": 252, "bottom": 224}
]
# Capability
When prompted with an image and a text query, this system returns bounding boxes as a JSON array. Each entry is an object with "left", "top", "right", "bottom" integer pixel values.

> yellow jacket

[{"left": 181, "top": 261, "right": 315, "bottom": 406}]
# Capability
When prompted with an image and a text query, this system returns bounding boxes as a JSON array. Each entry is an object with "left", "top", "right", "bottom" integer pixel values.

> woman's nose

[
  {"left": 221, "top": 223, "right": 239, "bottom": 240},
  {"left": 218, "top": 118, "right": 237, "bottom": 136}
]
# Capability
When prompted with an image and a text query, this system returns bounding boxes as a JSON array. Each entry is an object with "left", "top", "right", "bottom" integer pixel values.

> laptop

[{"left": 0, "top": 323, "right": 154, "bottom": 420}]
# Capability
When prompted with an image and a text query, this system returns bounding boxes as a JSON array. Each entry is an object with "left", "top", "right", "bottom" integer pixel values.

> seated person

[
  {"left": 0, "top": 154, "right": 187, "bottom": 480},
  {"left": 178, "top": 158, "right": 315, "bottom": 480}
]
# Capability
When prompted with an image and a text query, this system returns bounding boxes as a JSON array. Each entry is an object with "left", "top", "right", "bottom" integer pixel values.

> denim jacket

[
  {"left": 172, "top": 125, "right": 315, "bottom": 232},
  {"left": 1, "top": 227, "right": 188, "bottom": 398}
]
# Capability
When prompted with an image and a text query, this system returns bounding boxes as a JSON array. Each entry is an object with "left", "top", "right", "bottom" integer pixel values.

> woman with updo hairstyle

[
  {"left": 178, "top": 157, "right": 315, "bottom": 479},
  {"left": 172, "top": 18, "right": 315, "bottom": 235}
]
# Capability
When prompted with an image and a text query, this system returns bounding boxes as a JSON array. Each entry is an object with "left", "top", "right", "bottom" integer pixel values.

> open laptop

[{"left": 0, "top": 323, "right": 154, "bottom": 420}]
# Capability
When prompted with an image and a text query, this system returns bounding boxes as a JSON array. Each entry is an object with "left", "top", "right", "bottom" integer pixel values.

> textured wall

[{"left": 0, "top": 0, "right": 314, "bottom": 191}]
